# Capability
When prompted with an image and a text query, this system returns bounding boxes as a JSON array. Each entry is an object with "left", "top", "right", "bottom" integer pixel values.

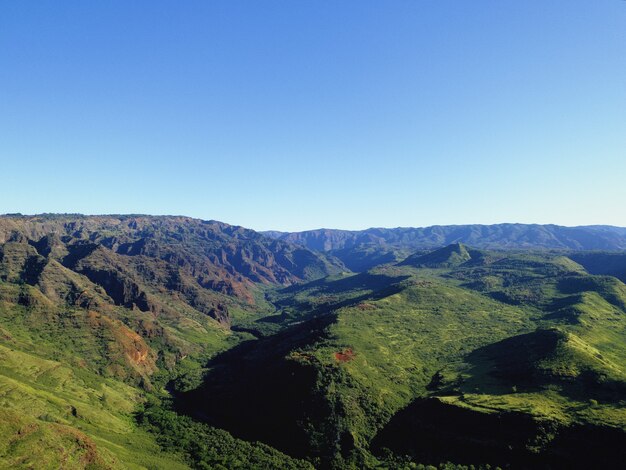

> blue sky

[{"left": 1, "top": 1, "right": 625, "bottom": 231}]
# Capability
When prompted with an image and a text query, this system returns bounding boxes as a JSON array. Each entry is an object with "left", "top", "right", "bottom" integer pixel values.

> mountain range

[
  {"left": 265, "top": 224, "right": 626, "bottom": 271},
  {"left": 1, "top": 214, "right": 625, "bottom": 469}
]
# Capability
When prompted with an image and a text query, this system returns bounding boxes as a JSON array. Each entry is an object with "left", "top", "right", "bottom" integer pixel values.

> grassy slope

[
  {"left": 292, "top": 275, "right": 534, "bottom": 458},
  {"left": 0, "top": 281, "right": 310, "bottom": 469},
  {"left": 370, "top": 252, "right": 626, "bottom": 467},
  {"left": 0, "top": 342, "right": 187, "bottom": 469},
  {"left": 188, "top": 266, "right": 535, "bottom": 466},
  {"left": 190, "top": 251, "right": 626, "bottom": 468}
]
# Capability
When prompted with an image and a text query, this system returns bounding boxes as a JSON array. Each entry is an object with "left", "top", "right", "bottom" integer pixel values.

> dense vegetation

[{"left": 0, "top": 215, "right": 625, "bottom": 469}]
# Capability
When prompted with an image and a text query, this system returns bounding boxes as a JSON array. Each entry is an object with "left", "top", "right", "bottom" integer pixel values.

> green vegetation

[
  {"left": 137, "top": 398, "right": 313, "bottom": 470},
  {"left": 183, "top": 247, "right": 626, "bottom": 468},
  {"left": 0, "top": 215, "right": 625, "bottom": 469},
  {"left": 0, "top": 342, "right": 187, "bottom": 469}
]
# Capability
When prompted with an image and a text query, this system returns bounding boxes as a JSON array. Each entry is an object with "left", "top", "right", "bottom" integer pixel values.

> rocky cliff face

[
  {"left": 0, "top": 214, "right": 345, "bottom": 307},
  {"left": 0, "top": 214, "right": 345, "bottom": 384}
]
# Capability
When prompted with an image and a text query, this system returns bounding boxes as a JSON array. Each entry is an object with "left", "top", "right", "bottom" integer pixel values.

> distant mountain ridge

[
  {"left": 264, "top": 224, "right": 626, "bottom": 271},
  {"left": 264, "top": 224, "right": 626, "bottom": 251}
]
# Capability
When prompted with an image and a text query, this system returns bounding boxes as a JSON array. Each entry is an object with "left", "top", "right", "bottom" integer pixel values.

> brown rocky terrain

[{"left": 0, "top": 214, "right": 345, "bottom": 383}]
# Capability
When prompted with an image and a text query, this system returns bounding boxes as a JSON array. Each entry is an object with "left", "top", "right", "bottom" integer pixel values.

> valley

[{"left": 0, "top": 215, "right": 625, "bottom": 469}]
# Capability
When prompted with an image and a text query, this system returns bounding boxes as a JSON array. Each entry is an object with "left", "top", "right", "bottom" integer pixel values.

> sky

[{"left": 1, "top": 1, "right": 625, "bottom": 231}]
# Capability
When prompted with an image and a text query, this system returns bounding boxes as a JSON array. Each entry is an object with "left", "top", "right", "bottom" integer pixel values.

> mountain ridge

[
  {"left": 264, "top": 223, "right": 626, "bottom": 271},
  {"left": 263, "top": 223, "right": 626, "bottom": 250}
]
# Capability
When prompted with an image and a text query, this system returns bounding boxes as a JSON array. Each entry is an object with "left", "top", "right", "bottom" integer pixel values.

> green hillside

[
  {"left": 185, "top": 247, "right": 626, "bottom": 468},
  {"left": 0, "top": 215, "right": 334, "bottom": 468},
  {"left": 400, "top": 242, "right": 474, "bottom": 268},
  {"left": 0, "top": 216, "right": 625, "bottom": 469}
]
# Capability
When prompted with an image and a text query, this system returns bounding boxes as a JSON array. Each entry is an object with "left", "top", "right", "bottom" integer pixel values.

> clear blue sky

[{"left": 1, "top": 1, "right": 625, "bottom": 231}]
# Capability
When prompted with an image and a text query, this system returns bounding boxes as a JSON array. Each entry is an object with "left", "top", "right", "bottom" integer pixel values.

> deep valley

[{"left": 0, "top": 214, "right": 625, "bottom": 469}]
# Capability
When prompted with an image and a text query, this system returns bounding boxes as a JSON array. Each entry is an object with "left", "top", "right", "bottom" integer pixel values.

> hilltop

[{"left": 400, "top": 242, "right": 474, "bottom": 268}]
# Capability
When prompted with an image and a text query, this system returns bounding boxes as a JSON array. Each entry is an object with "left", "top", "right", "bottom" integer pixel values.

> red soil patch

[{"left": 334, "top": 348, "right": 355, "bottom": 363}]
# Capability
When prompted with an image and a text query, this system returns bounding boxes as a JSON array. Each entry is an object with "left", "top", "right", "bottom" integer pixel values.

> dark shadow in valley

[
  {"left": 261, "top": 273, "right": 411, "bottom": 327},
  {"left": 451, "top": 330, "right": 626, "bottom": 403},
  {"left": 171, "top": 313, "right": 340, "bottom": 460},
  {"left": 371, "top": 396, "right": 626, "bottom": 469}
]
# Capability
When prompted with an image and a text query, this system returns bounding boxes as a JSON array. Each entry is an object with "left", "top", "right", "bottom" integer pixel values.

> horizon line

[{"left": 2, "top": 212, "right": 625, "bottom": 233}]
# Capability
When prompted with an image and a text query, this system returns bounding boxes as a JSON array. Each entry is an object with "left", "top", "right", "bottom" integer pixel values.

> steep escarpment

[
  {"left": 0, "top": 215, "right": 345, "bottom": 384},
  {"left": 1, "top": 214, "right": 345, "bottom": 302}
]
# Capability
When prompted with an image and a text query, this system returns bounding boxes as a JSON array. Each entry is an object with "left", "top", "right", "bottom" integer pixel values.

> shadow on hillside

[
  {"left": 371, "top": 395, "right": 626, "bottom": 469},
  {"left": 172, "top": 313, "right": 340, "bottom": 459},
  {"left": 261, "top": 273, "right": 411, "bottom": 327},
  {"left": 276, "top": 271, "right": 409, "bottom": 297},
  {"left": 432, "top": 329, "right": 626, "bottom": 404}
]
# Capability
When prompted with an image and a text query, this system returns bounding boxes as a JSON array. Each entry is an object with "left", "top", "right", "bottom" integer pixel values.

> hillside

[
  {"left": 181, "top": 246, "right": 626, "bottom": 468},
  {"left": 0, "top": 216, "right": 625, "bottom": 469},
  {"left": 400, "top": 242, "right": 474, "bottom": 268},
  {"left": 0, "top": 214, "right": 341, "bottom": 468},
  {"left": 1, "top": 215, "right": 345, "bottom": 301}
]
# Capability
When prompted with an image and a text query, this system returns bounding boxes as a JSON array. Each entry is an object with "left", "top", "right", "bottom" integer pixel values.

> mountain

[
  {"left": 1, "top": 215, "right": 626, "bottom": 469},
  {"left": 400, "top": 242, "right": 473, "bottom": 268},
  {"left": 0, "top": 214, "right": 342, "bottom": 468},
  {"left": 0, "top": 214, "right": 346, "bottom": 374},
  {"left": 265, "top": 224, "right": 626, "bottom": 271},
  {"left": 0, "top": 214, "right": 345, "bottom": 304},
  {"left": 181, "top": 246, "right": 626, "bottom": 468}
]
